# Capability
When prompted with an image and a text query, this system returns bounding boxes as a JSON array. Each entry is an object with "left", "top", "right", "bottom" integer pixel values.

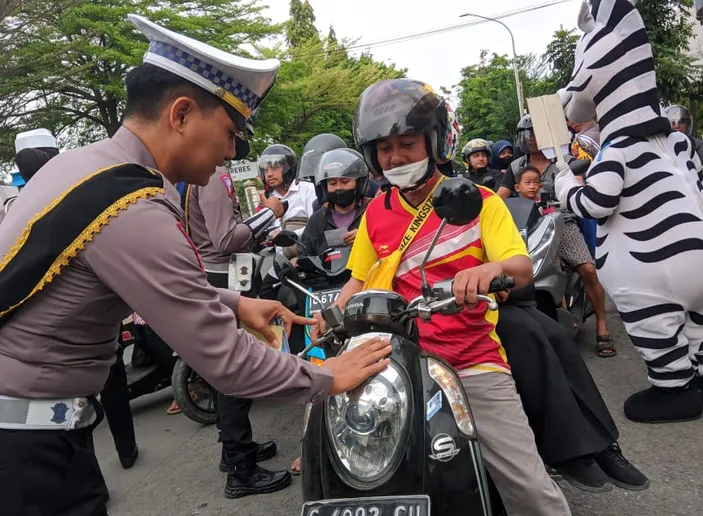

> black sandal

[{"left": 597, "top": 335, "right": 616, "bottom": 358}]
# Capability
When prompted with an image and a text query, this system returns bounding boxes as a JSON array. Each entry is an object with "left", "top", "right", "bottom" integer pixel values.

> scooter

[
  {"left": 169, "top": 245, "right": 270, "bottom": 425},
  {"left": 271, "top": 230, "right": 351, "bottom": 364},
  {"left": 274, "top": 177, "right": 512, "bottom": 516}
]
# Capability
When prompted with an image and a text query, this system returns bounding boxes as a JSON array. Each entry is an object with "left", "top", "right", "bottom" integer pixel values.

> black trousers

[
  {"left": 208, "top": 271, "right": 258, "bottom": 468},
  {"left": 0, "top": 426, "right": 109, "bottom": 516},
  {"left": 100, "top": 347, "right": 136, "bottom": 459},
  {"left": 496, "top": 304, "right": 619, "bottom": 465}
]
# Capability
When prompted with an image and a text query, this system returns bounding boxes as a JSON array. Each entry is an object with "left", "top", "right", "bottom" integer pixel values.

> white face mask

[{"left": 382, "top": 157, "right": 430, "bottom": 190}]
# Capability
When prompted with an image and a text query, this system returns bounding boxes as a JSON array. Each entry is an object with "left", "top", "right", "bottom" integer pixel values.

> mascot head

[{"left": 559, "top": 0, "right": 670, "bottom": 143}]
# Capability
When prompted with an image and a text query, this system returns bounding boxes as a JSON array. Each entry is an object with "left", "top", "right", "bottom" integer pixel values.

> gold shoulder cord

[
  {"left": 184, "top": 184, "right": 193, "bottom": 235},
  {"left": 0, "top": 164, "right": 163, "bottom": 319}
]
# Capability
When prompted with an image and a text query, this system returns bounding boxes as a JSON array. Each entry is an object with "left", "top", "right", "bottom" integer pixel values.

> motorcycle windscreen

[{"left": 504, "top": 197, "right": 541, "bottom": 234}]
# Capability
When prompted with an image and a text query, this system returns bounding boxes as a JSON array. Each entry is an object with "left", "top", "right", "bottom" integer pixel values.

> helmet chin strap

[{"left": 398, "top": 158, "right": 437, "bottom": 193}]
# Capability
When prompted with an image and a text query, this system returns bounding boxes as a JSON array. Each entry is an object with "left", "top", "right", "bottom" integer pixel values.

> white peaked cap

[
  {"left": 15, "top": 128, "right": 57, "bottom": 153},
  {"left": 128, "top": 14, "right": 280, "bottom": 121}
]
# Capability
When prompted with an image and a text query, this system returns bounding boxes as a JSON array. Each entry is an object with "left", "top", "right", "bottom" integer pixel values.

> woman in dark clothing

[{"left": 496, "top": 287, "right": 649, "bottom": 493}]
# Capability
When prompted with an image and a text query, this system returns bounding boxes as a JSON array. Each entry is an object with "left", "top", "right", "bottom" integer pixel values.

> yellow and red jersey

[{"left": 348, "top": 181, "right": 528, "bottom": 376}]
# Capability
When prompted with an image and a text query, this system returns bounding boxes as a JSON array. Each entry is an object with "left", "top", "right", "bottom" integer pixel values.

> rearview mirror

[
  {"left": 272, "top": 230, "right": 299, "bottom": 248},
  {"left": 273, "top": 253, "right": 298, "bottom": 282},
  {"left": 432, "top": 177, "right": 483, "bottom": 226}
]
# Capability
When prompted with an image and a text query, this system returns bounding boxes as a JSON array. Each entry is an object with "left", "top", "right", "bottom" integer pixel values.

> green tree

[
  {"left": 0, "top": 0, "right": 280, "bottom": 162},
  {"left": 638, "top": 0, "right": 696, "bottom": 103},
  {"left": 542, "top": 28, "right": 579, "bottom": 90},
  {"left": 454, "top": 51, "right": 552, "bottom": 144},
  {"left": 250, "top": 37, "right": 406, "bottom": 156},
  {"left": 286, "top": 0, "right": 318, "bottom": 48}
]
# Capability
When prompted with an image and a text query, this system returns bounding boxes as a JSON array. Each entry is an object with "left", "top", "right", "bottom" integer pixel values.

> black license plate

[
  {"left": 306, "top": 288, "right": 341, "bottom": 316},
  {"left": 301, "top": 495, "right": 430, "bottom": 516}
]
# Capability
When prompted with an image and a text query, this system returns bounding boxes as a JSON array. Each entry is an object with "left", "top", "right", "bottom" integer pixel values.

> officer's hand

[
  {"left": 237, "top": 297, "right": 316, "bottom": 348},
  {"left": 310, "top": 312, "right": 326, "bottom": 343},
  {"left": 453, "top": 262, "right": 503, "bottom": 309},
  {"left": 324, "top": 337, "right": 392, "bottom": 395},
  {"left": 343, "top": 229, "right": 358, "bottom": 247},
  {"left": 259, "top": 193, "right": 285, "bottom": 218}
]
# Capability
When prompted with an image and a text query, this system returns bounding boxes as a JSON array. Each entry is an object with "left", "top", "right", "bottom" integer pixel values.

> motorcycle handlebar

[{"left": 488, "top": 276, "right": 515, "bottom": 293}]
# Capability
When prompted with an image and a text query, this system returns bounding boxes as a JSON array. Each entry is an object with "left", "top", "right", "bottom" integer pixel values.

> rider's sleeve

[
  {"left": 84, "top": 198, "right": 332, "bottom": 403},
  {"left": 480, "top": 194, "right": 529, "bottom": 262},
  {"left": 347, "top": 215, "right": 378, "bottom": 282}
]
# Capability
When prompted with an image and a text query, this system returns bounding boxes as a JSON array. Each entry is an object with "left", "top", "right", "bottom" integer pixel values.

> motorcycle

[
  {"left": 271, "top": 230, "right": 351, "bottom": 363},
  {"left": 274, "top": 177, "right": 513, "bottom": 516},
  {"left": 170, "top": 245, "right": 270, "bottom": 425}
]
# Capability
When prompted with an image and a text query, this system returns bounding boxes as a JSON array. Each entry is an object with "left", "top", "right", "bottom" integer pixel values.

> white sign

[{"left": 230, "top": 160, "right": 258, "bottom": 181}]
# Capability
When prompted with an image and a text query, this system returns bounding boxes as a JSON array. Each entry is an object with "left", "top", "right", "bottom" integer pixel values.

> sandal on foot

[
  {"left": 597, "top": 335, "right": 616, "bottom": 358},
  {"left": 290, "top": 457, "right": 301, "bottom": 476},
  {"left": 166, "top": 401, "right": 181, "bottom": 415}
]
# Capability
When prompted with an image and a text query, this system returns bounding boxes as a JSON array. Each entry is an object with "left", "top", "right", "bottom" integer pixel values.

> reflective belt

[
  {"left": 203, "top": 261, "right": 228, "bottom": 274},
  {"left": 0, "top": 394, "right": 100, "bottom": 431}
]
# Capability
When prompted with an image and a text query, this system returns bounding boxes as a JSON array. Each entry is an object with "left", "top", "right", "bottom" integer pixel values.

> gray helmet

[
  {"left": 298, "top": 133, "right": 347, "bottom": 182},
  {"left": 315, "top": 148, "right": 369, "bottom": 199},
  {"left": 664, "top": 105, "right": 693, "bottom": 136},
  {"left": 515, "top": 114, "right": 534, "bottom": 154},
  {"left": 258, "top": 144, "right": 297, "bottom": 184},
  {"left": 461, "top": 138, "right": 491, "bottom": 164}
]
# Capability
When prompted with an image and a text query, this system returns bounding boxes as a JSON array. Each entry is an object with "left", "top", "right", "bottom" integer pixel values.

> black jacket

[{"left": 299, "top": 203, "right": 366, "bottom": 257}]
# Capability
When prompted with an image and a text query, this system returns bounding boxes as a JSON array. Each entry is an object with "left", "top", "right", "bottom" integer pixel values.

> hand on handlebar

[
  {"left": 310, "top": 312, "right": 327, "bottom": 343},
  {"left": 453, "top": 262, "right": 504, "bottom": 310}
]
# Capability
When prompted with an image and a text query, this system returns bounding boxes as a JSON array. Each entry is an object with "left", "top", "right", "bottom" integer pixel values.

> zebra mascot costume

[{"left": 554, "top": 0, "right": 703, "bottom": 424}]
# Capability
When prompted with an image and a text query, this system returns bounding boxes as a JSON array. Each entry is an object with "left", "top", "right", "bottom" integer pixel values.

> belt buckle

[{"left": 66, "top": 397, "right": 96, "bottom": 430}]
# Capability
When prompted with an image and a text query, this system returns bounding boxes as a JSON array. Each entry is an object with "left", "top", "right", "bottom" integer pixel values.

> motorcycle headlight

[
  {"left": 427, "top": 358, "right": 476, "bottom": 438},
  {"left": 325, "top": 363, "right": 411, "bottom": 489},
  {"left": 529, "top": 218, "right": 555, "bottom": 276}
]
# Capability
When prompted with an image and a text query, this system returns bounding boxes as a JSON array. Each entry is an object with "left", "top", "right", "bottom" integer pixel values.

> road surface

[{"left": 97, "top": 301, "right": 703, "bottom": 516}]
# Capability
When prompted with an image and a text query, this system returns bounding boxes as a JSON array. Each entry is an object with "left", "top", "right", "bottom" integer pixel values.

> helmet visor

[
  {"left": 298, "top": 149, "right": 324, "bottom": 180},
  {"left": 258, "top": 155, "right": 288, "bottom": 174},
  {"left": 354, "top": 81, "right": 440, "bottom": 147},
  {"left": 315, "top": 149, "right": 369, "bottom": 185}
]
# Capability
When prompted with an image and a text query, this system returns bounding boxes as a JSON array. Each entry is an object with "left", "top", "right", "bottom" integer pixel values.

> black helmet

[
  {"left": 299, "top": 133, "right": 347, "bottom": 182},
  {"left": 664, "top": 105, "right": 693, "bottom": 136},
  {"left": 258, "top": 144, "right": 297, "bottom": 185},
  {"left": 352, "top": 78, "right": 460, "bottom": 177},
  {"left": 315, "top": 148, "right": 369, "bottom": 205},
  {"left": 515, "top": 114, "right": 534, "bottom": 155},
  {"left": 461, "top": 138, "right": 491, "bottom": 165}
]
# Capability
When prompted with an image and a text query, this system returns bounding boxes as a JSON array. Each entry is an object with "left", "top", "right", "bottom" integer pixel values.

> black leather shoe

[
  {"left": 225, "top": 465, "right": 292, "bottom": 499},
  {"left": 219, "top": 441, "right": 278, "bottom": 472},
  {"left": 119, "top": 445, "right": 139, "bottom": 469},
  {"left": 595, "top": 443, "right": 650, "bottom": 491}
]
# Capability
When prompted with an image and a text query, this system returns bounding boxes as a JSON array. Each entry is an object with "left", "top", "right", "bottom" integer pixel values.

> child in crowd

[{"left": 514, "top": 165, "right": 555, "bottom": 215}]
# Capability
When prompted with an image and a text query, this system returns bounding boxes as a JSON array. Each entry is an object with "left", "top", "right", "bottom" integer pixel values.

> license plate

[
  {"left": 306, "top": 288, "right": 342, "bottom": 316},
  {"left": 301, "top": 495, "right": 430, "bottom": 516}
]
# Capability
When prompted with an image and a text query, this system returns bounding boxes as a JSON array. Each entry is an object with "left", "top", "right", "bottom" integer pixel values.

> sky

[{"left": 261, "top": 0, "right": 584, "bottom": 102}]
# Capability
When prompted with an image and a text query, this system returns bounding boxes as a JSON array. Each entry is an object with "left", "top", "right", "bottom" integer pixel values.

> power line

[{"left": 285, "top": 0, "right": 576, "bottom": 60}]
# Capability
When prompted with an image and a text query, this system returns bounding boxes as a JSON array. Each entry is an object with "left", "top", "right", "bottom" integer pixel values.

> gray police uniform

[{"left": 0, "top": 15, "right": 331, "bottom": 516}]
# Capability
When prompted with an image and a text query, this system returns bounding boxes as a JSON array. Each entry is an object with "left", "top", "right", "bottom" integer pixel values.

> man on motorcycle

[
  {"left": 316, "top": 78, "right": 571, "bottom": 516},
  {"left": 461, "top": 138, "right": 503, "bottom": 191},
  {"left": 498, "top": 115, "right": 615, "bottom": 358},
  {"left": 298, "top": 133, "right": 348, "bottom": 208}
]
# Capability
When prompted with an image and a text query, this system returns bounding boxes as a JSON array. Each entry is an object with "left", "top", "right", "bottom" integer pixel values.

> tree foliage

[
  {"left": 0, "top": 0, "right": 279, "bottom": 163},
  {"left": 285, "top": 0, "right": 318, "bottom": 48},
  {"left": 454, "top": 51, "right": 552, "bottom": 144},
  {"left": 542, "top": 28, "right": 579, "bottom": 91}
]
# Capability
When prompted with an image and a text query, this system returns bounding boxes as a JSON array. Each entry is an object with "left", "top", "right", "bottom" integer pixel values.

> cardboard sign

[{"left": 526, "top": 95, "right": 571, "bottom": 163}]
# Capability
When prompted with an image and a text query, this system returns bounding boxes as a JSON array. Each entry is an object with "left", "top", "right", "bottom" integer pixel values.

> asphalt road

[{"left": 96, "top": 300, "right": 703, "bottom": 516}]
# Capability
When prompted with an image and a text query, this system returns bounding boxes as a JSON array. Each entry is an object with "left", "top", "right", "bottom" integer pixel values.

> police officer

[
  {"left": 185, "top": 165, "right": 290, "bottom": 497},
  {"left": 0, "top": 128, "right": 59, "bottom": 225},
  {"left": 0, "top": 15, "right": 391, "bottom": 516}
]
